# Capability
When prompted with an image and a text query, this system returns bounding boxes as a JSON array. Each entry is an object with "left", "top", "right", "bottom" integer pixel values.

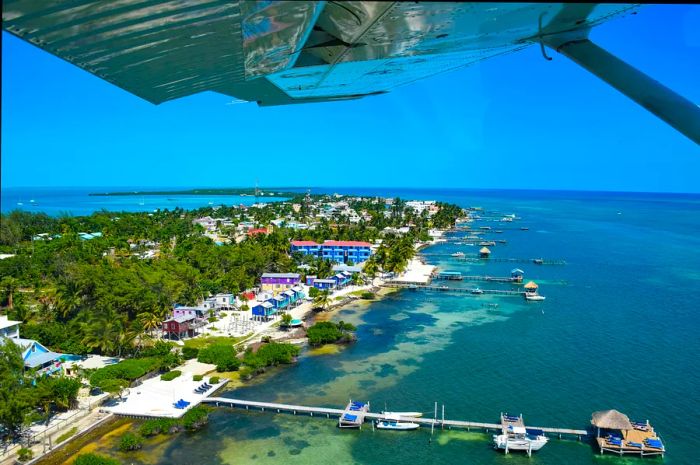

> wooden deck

[
  {"left": 596, "top": 423, "right": 665, "bottom": 457},
  {"left": 203, "top": 397, "right": 588, "bottom": 439}
]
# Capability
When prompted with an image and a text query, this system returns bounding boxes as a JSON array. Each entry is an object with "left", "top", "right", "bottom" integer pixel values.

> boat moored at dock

[
  {"left": 493, "top": 413, "right": 549, "bottom": 456},
  {"left": 375, "top": 419, "right": 420, "bottom": 431}
]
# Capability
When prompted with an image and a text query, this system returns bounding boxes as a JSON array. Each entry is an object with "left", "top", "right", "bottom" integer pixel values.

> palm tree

[
  {"left": 312, "top": 289, "right": 330, "bottom": 311},
  {"left": 81, "top": 308, "right": 126, "bottom": 355},
  {"left": 138, "top": 310, "right": 163, "bottom": 337},
  {"left": 1, "top": 276, "right": 19, "bottom": 309},
  {"left": 55, "top": 281, "right": 83, "bottom": 321}
]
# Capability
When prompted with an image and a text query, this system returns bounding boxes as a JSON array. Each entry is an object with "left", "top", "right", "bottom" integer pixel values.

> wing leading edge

[{"left": 3, "top": 1, "right": 698, "bottom": 144}]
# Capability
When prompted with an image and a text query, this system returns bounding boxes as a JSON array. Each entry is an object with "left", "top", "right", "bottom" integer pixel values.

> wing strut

[{"left": 544, "top": 37, "right": 700, "bottom": 146}]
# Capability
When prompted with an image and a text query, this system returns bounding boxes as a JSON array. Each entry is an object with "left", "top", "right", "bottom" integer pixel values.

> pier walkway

[
  {"left": 381, "top": 283, "right": 525, "bottom": 296},
  {"left": 203, "top": 397, "right": 588, "bottom": 439},
  {"left": 420, "top": 254, "right": 567, "bottom": 265}
]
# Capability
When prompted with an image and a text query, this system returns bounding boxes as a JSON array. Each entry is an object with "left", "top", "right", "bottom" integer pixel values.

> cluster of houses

[
  {"left": 161, "top": 293, "right": 236, "bottom": 340},
  {"left": 306, "top": 271, "right": 354, "bottom": 290}
]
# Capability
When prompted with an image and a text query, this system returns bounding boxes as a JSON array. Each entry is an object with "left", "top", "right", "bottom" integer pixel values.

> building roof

[
  {"left": 255, "top": 302, "right": 274, "bottom": 309},
  {"left": 479, "top": 247, "right": 491, "bottom": 253},
  {"left": 261, "top": 273, "right": 300, "bottom": 279},
  {"left": 164, "top": 315, "right": 196, "bottom": 324},
  {"left": 283, "top": 290, "right": 295, "bottom": 297},
  {"left": 323, "top": 240, "right": 372, "bottom": 247},
  {"left": 0, "top": 317, "right": 21, "bottom": 331},
  {"left": 591, "top": 410, "right": 633, "bottom": 430},
  {"left": 25, "top": 351, "right": 63, "bottom": 368},
  {"left": 313, "top": 279, "right": 336, "bottom": 284},
  {"left": 292, "top": 286, "right": 304, "bottom": 292},
  {"left": 511, "top": 268, "right": 524, "bottom": 274},
  {"left": 524, "top": 281, "right": 539, "bottom": 289},
  {"left": 291, "top": 240, "right": 319, "bottom": 246}
]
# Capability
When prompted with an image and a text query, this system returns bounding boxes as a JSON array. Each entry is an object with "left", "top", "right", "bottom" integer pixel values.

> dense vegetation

[
  {"left": 306, "top": 321, "right": 356, "bottom": 346},
  {"left": 0, "top": 194, "right": 463, "bottom": 443}
]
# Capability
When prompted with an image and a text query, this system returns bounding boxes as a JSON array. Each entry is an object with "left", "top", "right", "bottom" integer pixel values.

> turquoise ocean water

[{"left": 4, "top": 187, "right": 699, "bottom": 464}]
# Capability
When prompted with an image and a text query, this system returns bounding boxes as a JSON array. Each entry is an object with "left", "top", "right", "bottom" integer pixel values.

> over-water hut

[
  {"left": 523, "top": 281, "right": 538, "bottom": 294},
  {"left": 479, "top": 246, "right": 491, "bottom": 258},
  {"left": 591, "top": 409, "right": 665, "bottom": 457},
  {"left": 510, "top": 268, "right": 524, "bottom": 282}
]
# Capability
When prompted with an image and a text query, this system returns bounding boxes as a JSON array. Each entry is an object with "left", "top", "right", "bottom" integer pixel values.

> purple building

[{"left": 261, "top": 273, "right": 301, "bottom": 294}]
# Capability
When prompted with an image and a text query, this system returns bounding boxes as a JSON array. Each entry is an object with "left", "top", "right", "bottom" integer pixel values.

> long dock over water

[
  {"left": 381, "top": 283, "right": 525, "bottom": 295},
  {"left": 420, "top": 254, "right": 567, "bottom": 265},
  {"left": 202, "top": 397, "right": 588, "bottom": 439}
]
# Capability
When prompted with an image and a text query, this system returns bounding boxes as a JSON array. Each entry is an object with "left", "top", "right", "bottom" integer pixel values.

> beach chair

[
  {"left": 607, "top": 438, "right": 622, "bottom": 446},
  {"left": 627, "top": 442, "right": 643, "bottom": 448}
]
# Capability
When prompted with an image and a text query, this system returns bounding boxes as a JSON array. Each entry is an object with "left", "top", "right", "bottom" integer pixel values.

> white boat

[
  {"left": 471, "top": 288, "right": 484, "bottom": 295},
  {"left": 380, "top": 411, "right": 423, "bottom": 418},
  {"left": 375, "top": 420, "right": 420, "bottom": 431},
  {"left": 525, "top": 294, "right": 546, "bottom": 301},
  {"left": 494, "top": 414, "right": 549, "bottom": 455},
  {"left": 451, "top": 252, "right": 465, "bottom": 257}
]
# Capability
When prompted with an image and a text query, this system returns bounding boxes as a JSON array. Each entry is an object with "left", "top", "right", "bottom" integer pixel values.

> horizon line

[{"left": 2, "top": 185, "right": 700, "bottom": 196}]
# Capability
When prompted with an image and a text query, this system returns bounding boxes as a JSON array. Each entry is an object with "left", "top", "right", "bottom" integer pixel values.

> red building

[
  {"left": 247, "top": 228, "right": 269, "bottom": 237},
  {"left": 162, "top": 315, "right": 196, "bottom": 340}
]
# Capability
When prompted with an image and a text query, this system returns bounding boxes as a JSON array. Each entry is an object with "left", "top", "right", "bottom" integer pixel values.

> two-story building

[
  {"left": 260, "top": 273, "right": 301, "bottom": 294},
  {"left": 1, "top": 316, "right": 65, "bottom": 376}
]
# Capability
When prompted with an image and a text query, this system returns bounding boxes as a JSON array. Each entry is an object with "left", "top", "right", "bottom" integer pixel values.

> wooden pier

[
  {"left": 381, "top": 283, "right": 525, "bottom": 296},
  {"left": 420, "top": 253, "right": 566, "bottom": 265},
  {"left": 433, "top": 273, "right": 521, "bottom": 283},
  {"left": 203, "top": 397, "right": 588, "bottom": 439}
]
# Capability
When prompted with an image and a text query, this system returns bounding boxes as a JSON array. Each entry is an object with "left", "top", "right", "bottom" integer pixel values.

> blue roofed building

[{"left": 16, "top": 338, "right": 64, "bottom": 376}]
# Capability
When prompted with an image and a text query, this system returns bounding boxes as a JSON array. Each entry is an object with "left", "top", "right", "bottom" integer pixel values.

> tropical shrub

[
  {"left": 74, "top": 453, "right": 121, "bottom": 465},
  {"left": 17, "top": 448, "right": 33, "bottom": 462},
  {"left": 193, "top": 374, "right": 203, "bottom": 381},
  {"left": 181, "top": 346, "right": 199, "bottom": 360},
  {"left": 119, "top": 432, "right": 143, "bottom": 452},
  {"left": 306, "top": 321, "right": 356, "bottom": 346},
  {"left": 209, "top": 376, "right": 220, "bottom": 384},
  {"left": 197, "top": 344, "right": 240, "bottom": 372},
  {"left": 160, "top": 370, "right": 181, "bottom": 381}
]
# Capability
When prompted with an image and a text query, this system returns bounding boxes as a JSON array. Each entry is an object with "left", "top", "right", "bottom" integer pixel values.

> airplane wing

[{"left": 3, "top": 1, "right": 699, "bottom": 144}]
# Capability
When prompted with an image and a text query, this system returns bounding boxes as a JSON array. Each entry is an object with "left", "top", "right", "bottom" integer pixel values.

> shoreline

[{"left": 25, "top": 234, "right": 449, "bottom": 465}]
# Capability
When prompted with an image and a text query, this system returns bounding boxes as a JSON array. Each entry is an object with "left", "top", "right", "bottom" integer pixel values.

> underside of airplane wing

[{"left": 3, "top": 1, "right": 699, "bottom": 144}]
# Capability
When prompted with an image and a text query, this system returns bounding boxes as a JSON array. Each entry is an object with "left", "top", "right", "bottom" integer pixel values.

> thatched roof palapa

[
  {"left": 524, "top": 281, "right": 538, "bottom": 290},
  {"left": 590, "top": 409, "right": 633, "bottom": 430},
  {"left": 479, "top": 247, "right": 491, "bottom": 254}
]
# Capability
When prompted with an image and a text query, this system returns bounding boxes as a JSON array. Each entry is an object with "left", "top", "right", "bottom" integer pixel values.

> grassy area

[
  {"left": 55, "top": 426, "right": 78, "bottom": 444},
  {"left": 182, "top": 335, "right": 248, "bottom": 350}
]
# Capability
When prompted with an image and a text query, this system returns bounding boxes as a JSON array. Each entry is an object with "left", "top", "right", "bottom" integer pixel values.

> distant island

[{"left": 89, "top": 188, "right": 301, "bottom": 197}]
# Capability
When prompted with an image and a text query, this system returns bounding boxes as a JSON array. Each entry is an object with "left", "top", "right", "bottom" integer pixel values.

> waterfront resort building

[
  {"left": 479, "top": 246, "right": 491, "bottom": 258},
  {"left": 1, "top": 316, "right": 65, "bottom": 376},
  {"left": 260, "top": 273, "right": 301, "bottom": 294},
  {"left": 162, "top": 315, "right": 198, "bottom": 340},
  {"left": 510, "top": 268, "right": 524, "bottom": 282},
  {"left": 291, "top": 240, "right": 372, "bottom": 264},
  {"left": 523, "top": 281, "right": 539, "bottom": 295}
]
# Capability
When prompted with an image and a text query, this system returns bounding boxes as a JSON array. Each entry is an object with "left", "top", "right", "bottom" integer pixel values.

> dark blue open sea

[{"left": 6, "top": 187, "right": 699, "bottom": 464}]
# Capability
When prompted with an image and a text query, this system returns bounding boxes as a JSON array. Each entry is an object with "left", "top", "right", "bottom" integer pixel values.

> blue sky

[{"left": 2, "top": 4, "right": 699, "bottom": 193}]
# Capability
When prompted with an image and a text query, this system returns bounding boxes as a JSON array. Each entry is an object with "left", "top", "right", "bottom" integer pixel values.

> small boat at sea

[
  {"left": 471, "top": 288, "right": 484, "bottom": 295},
  {"left": 479, "top": 241, "right": 496, "bottom": 246},
  {"left": 494, "top": 413, "right": 549, "bottom": 456},
  {"left": 375, "top": 420, "right": 420, "bottom": 431},
  {"left": 525, "top": 294, "right": 546, "bottom": 301},
  {"left": 520, "top": 227, "right": 529, "bottom": 231},
  {"left": 533, "top": 258, "right": 544, "bottom": 265},
  {"left": 451, "top": 252, "right": 465, "bottom": 257}
]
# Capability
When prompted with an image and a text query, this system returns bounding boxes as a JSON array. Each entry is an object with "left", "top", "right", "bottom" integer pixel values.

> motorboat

[
  {"left": 525, "top": 294, "right": 546, "bottom": 301},
  {"left": 471, "top": 288, "right": 484, "bottom": 295},
  {"left": 451, "top": 252, "right": 465, "bottom": 257},
  {"left": 375, "top": 420, "right": 420, "bottom": 431},
  {"left": 493, "top": 413, "right": 549, "bottom": 455}
]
